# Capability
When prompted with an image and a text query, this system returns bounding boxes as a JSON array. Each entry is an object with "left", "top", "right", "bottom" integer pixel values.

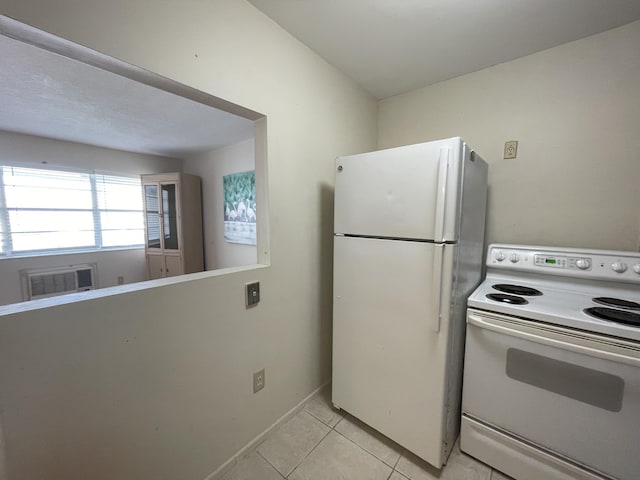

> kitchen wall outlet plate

[
  {"left": 246, "top": 281, "right": 260, "bottom": 307},
  {"left": 253, "top": 368, "right": 265, "bottom": 393},
  {"left": 504, "top": 140, "right": 518, "bottom": 159}
]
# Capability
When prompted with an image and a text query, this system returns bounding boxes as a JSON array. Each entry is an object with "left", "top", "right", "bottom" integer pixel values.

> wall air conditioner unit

[{"left": 21, "top": 264, "right": 97, "bottom": 301}]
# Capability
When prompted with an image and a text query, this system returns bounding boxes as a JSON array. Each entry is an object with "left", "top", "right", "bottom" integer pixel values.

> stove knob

[
  {"left": 611, "top": 261, "right": 628, "bottom": 273},
  {"left": 509, "top": 253, "right": 520, "bottom": 263},
  {"left": 575, "top": 258, "right": 591, "bottom": 270},
  {"left": 495, "top": 251, "right": 505, "bottom": 262},
  {"left": 633, "top": 264, "right": 640, "bottom": 274}
]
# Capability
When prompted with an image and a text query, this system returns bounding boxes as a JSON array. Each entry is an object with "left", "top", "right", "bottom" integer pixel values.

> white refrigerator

[{"left": 332, "top": 137, "right": 488, "bottom": 468}]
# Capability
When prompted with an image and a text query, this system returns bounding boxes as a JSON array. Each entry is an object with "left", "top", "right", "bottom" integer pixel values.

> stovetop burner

[
  {"left": 492, "top": 284, "right": 543, "bottom": 296},
  {"left": 593, "top": 297, "right": 640, "bottom": 310},
  {"left": 583, "top": 307, "right": 640, "bottom": 327},
  {"left": 486, "top": 293, "right": 529, "bottom": 305},
  {"left": 469, "top": 244, "right": 640, "bottom": 342}
]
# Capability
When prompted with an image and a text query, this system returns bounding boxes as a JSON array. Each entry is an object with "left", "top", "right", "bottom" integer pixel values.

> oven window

[{"left": 505, "top": 349, "right": 624, "bottom": 412}]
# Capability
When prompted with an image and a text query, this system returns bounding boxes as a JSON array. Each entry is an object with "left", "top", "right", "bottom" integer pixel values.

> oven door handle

[{"left": 468, "top": 313, "right": 640, "bottom": 368}]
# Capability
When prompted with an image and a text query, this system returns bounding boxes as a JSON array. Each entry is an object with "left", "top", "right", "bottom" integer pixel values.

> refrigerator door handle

[
  {"left": 431, "top": 244, "right": 444, "bottom": 333},
  {"left": 433, "top": 148, "right": 450, "bottom": 241}
]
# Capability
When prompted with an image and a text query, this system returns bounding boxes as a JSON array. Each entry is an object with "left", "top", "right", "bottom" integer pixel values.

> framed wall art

[{"left": 223, "top": 170, "right": 256, "bottom": 245}]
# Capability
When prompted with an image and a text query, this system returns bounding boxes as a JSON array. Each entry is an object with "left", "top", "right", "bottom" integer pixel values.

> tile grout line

[
  {"left": 327, "top": 396, "right": 406, "bottom": 478},
  {"left": 303, "top": 407, "right": 345, "bottom": 428},
  {"left": 284, "top": 417, "right": 334, "bottom": 479},
  {"left": 285, "top": 398, "right": 494, "bottom": 480},
  {"left": 391, "top": 447, "right": 404, "bottom": 478},
  {"left": 334, "top": 411, "right": 407, "bottom": 471},
  {"left": 333, "top": 409, "right": 413, "bottom": 477},
  {"left": 290, "top": 405, "right": 347, "bottom": 479},
  {"left": 258, "top": 397, "right": 417, "bottom": 480},
  {"left": 393, "top": 448, "right": 404, "bottom": 468},
  {"left": 311, "top": 405, "right": 413, "bottom": 479},
  {"left": 210, "top": 383, "right": 329, "bottom": 480},
  {"left": 286, "top": 402, "right": 405, "bottom": 477},
  {"left": 251, "top": 407, "right": 334, "bottom": 479},
  {"left": 255, "top": 450, "right": 287, "bottom": 480},
  {"left": 330, "top": 421, "right": 401, "bottom": 472},
  {"left": 253, "top": 403, "right": 340, "bottom": 480}
]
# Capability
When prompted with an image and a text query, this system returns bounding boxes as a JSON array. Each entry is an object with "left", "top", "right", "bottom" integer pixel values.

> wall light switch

[
  {"left": 504, "top": 140, "right": 518, "bottom": 159},
  {"left": 246, "top": 281, "right": 260, "bottom": 307}
]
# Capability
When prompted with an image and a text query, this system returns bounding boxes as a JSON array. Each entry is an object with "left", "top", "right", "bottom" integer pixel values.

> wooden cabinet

[
  {"left": 141, "top": 173, "right": 203, "bottom": 280},
  {"left": 146, "top": 253, "right": 184, "bottom": 279}
]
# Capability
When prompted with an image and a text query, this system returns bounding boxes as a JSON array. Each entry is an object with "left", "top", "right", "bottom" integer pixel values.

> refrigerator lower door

[{"left": 332, "top": 235, "right": 455, "bottom": 468}]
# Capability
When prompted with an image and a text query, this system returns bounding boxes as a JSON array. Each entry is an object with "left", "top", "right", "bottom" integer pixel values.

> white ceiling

[
  {"left": 3, "top": 2, "right": 639, "bottom": 154},
  {"left": 248, "top": 0, "right": 640, "bottom": 99},
  {"left": 0, "top": 35, "right": 255, "bottom": 159}
]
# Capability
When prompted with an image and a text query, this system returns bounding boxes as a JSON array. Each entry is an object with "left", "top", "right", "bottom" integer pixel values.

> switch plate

[
  {"left": 253, "top": 368, "right": 265, "bottom": 393},
  {"left": 504, "top": 140, "right": 518, "bottom": 159},
  {"left": 246, "top": 281, "right": 260, "bottom": 307}
]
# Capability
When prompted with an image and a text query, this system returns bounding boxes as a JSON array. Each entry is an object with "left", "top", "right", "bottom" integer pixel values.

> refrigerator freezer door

[
  {"left": 332, "top": 236, "right": 455, "bottom": 467},
  {"left": 334, "top": 138, "right": 462, "bottom": 241}
]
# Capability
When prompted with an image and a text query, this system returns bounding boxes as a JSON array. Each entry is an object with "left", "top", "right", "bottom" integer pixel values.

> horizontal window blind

[
  {"left": 0, "top": 212, "right": 5, "bottom": 255},
  {"left": 94, "top": 173, "right": 145, "bottom": 247},
  {"left": 0, "top": 165, "right": 144, "bottom": 257}
]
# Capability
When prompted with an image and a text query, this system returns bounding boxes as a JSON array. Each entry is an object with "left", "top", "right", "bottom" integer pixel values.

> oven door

[{"left": 462, "top": 309, "right": 640, "bottom": 480}]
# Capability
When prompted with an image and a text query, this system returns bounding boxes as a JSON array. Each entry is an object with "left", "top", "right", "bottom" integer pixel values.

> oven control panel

[
  {"left": 487, "top": 244, "right": 640, "bottom": 283},
  {"left": 533, "top": 254, "right": 592, "bottom": 270}
]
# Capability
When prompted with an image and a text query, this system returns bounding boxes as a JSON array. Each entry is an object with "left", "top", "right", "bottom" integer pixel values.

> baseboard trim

[{"left": 204, "top": 380, "right": 330, "bottom": 480}]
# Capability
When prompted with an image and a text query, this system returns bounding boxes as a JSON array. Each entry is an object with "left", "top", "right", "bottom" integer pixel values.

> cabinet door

[
  {"left": 147, "top": 254, "right": 165, "bottom": 279},
  {"left": 161, "top": 183, "right": 179, "bottom": 250},
  {"left": 144, "top": 184, "right": 161, "bottom": 250},
  {"left": 164, "top": 255, "right": 183, "bottom": 277}
]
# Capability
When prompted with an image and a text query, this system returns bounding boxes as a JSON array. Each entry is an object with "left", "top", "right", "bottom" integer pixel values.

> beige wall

[
  {"left": 378, "top": 20, "right": 640, "bottom": 252},
  {"left": 183, "top": 139, "right": 257, "bottom": 270},
  {"left": 0, "top": 249, "right": 147, "bottom": 306},
  {"left": 0, "top": 1, "right": 377, "bottom": 479},
  {"left": 0, "top": 130, "right": 183, "bottom": 175}
]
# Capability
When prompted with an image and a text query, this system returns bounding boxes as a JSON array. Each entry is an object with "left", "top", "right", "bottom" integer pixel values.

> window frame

[{"left": 0, "top": 163, "right": 145, "bottom": 259}]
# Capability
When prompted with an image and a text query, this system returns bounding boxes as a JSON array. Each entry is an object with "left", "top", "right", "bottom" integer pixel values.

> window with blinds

[{"left": 0, "top": 165, "right": 144, "bottom": 257}]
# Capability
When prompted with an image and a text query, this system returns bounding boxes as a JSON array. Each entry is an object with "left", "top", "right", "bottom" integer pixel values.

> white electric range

[{"left": 460, "top": 244, "right": 640, "bottom": 480}]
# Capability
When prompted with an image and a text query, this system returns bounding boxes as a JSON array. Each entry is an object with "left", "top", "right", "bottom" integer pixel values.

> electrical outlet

[
  {"left": 117, "top": 276, "right": 125, "bottom": 285},
  {"left": 253, "top": 368, "right": 265, "bottom": 393},
  {"left": 504, "top": 140, "right": 518, "bottom": 159},
  {"left": 246, "top": 281, "right": 260, "bottom": 307}
]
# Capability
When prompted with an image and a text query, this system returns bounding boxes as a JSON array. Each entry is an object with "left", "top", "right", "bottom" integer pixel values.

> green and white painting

[{"left": 223, "top": 170, "right": 256, "bottom": 245}]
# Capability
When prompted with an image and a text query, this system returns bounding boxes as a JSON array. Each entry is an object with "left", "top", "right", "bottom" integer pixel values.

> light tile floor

[{"left": 221, "top": 388, "right": 513, "bottom": 480}]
